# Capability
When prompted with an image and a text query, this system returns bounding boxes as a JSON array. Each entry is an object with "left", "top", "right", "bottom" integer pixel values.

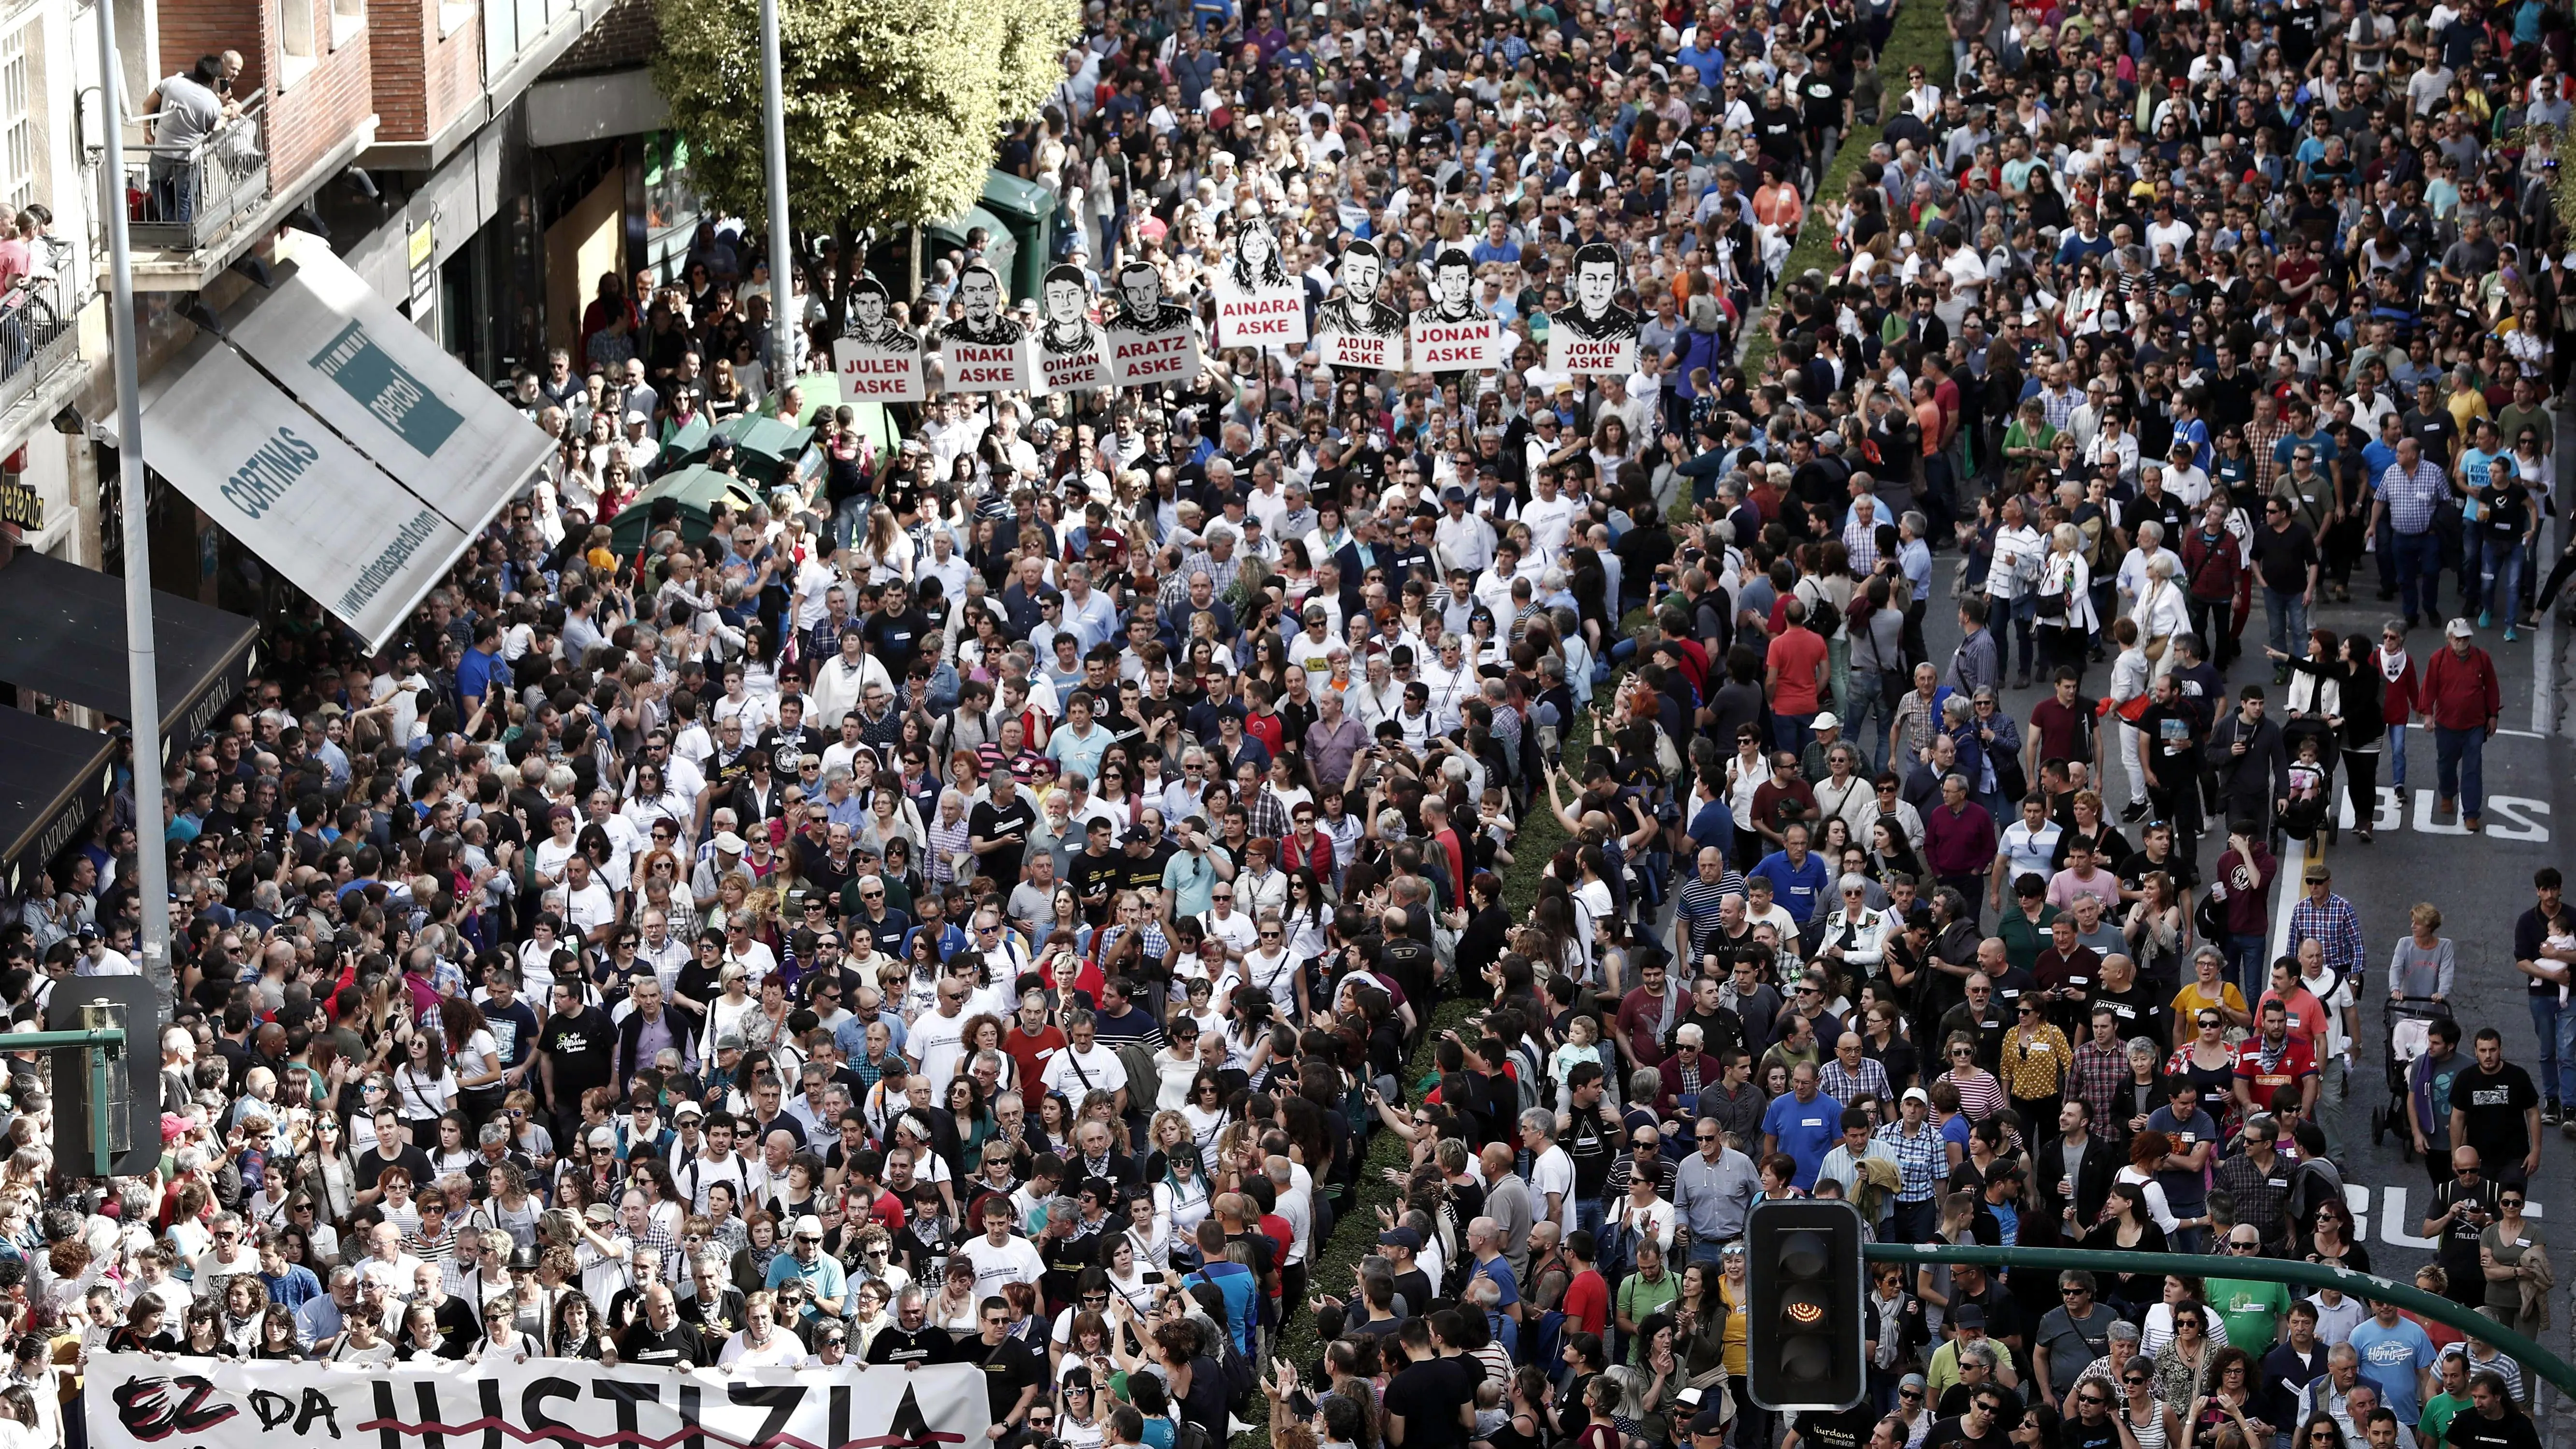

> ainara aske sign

[{"left": 308, "top": 320, "right": 464, "bottom": 454}]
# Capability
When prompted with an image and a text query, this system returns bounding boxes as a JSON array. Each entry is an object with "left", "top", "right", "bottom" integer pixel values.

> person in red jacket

[
  {"left": 2420, "top": 618, "right": 2503, "bottom": 831},
  {"left": 2372, "top": 622, "right": 2424, "bottom": 795}
]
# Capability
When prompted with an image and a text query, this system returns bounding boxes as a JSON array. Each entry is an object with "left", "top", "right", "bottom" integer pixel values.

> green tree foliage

[{"left": 651, "top": 0, "right": 1077, "bottom": 235}]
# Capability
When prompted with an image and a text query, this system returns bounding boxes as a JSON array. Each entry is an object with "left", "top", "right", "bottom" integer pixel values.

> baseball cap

[
  {"left": 1954, "top": 1304, "right": 1988, "bottom": 1329},
  {"left": 2446, "top": 617, "right": 2475, "bottom": 638},
  {"left": 1377, "top": 1227, "right": 1424, "bottom": 1250},
  {"left": 585, "top": 1203, "right": 616, "bottom": 1224},
  {"left": 1122, "top": 826, "right": 1156, "bottom": 844},
  {"left": 1902, "top": 1087, "right": 1930, "bottom": 1105},
  {"left": 672, "top": 1100, "right": 705, "bottom": 1119},
  {"left": 1812, "top": 711, "right": 1840, "bottom": 732},
  {"left": 1690, "top": 1409, "right": 1730, "bottom": 1436},
  {"left": 793, "top": 1215, "right": 826, "bottom": 1240},
  {"left": 713, "top": 831, "right": 748, "bottom": 854},
  {"left": 2303, "top": 863, "right": 2331, "bottom": 883}
]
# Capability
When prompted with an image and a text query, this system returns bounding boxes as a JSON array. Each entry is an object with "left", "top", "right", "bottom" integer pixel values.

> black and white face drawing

[
  {"left": 1039, "top": 265, "right": 1100, "bottom": 356},
  {"left": 1228, "top": 214, "right": 1290, "bottom": 290},
  {"left": 1341, "top": 246, "right": 1382, "bottom": 308},
  {"left": 1563, "top": 242, "right": 1641, "bottom": 342},
  {"left": 1113, "top": 261, "right": 1188, "bottom": 333},
  {"left": 948, "top": 264, "right": 1023, "bottom": 345},
  {"left": 1316, "top": 239, "right": 1405, "bottom": 347},
  {"left": 1423, "top": 248, "right": 1477, "bottom": 320},
  {"left": 845, "top": 279, "right": 916, "bottom": 348}
]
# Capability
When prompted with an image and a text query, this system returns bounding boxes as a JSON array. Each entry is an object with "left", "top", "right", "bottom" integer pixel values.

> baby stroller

[{"left": 2371, "top": 995, "right": 2453, "bottom": 1160}]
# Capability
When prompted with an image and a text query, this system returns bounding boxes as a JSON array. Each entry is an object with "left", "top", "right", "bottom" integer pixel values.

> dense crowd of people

[{"left": 5, "top": 1, "right": 2576, "bottom": 1449}]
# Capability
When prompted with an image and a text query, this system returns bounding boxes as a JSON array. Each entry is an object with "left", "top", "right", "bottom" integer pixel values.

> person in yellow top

[
  {"left": 2002, "top": 995, "right": 2074, "bottom": 1125},
  {"left": 2170, "top": 948, "right": 2253, "bottom": 1033},
  {"left": 1718, "top": 1239, "right": 1751, "bottom": 1378}
]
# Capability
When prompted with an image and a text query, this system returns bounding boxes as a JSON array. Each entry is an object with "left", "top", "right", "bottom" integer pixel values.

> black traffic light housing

[
  {"left": 1745, "top": 1198, "right": 1866, "bottom": 1411},
  {"left": 46, "top": 974, "right": 162, "bottom": 1178}
]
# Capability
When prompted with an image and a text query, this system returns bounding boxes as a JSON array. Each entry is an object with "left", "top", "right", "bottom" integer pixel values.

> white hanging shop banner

[
  {"left": 225, "top": 231, "right": 553, "bottom": 542},
  {"left": 87, "top": 1351, "right": 995, "bottom": 1449},
  {"left": 130, "top": 339, "right": 473, "bottom": 651}
]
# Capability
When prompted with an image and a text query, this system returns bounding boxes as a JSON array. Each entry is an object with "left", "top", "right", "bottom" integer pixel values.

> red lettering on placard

[
  {"left": 842, "top": 358, "right": 910, "bottom": 375},
  {"left": 1115, "top": 335, "right": 1188, "bottom": 362},
  {"left": 1130, "top": 358, "right": 1186, "bottom": 378},
  {"left": 958, "top": 366, "right": 1011, "bottom": 383},
  {"left": 1425, "top": 345, "right": 1476, "bottom": 362},
  {"left": 1238, "top": 319, "right": 1295, "bottom": 337},
  {"left": 1220, "top": 296, "right": 1302, "bottom": 319},
  {"left": 845, "top": 377, "right": 911, "bottom": 397},
  {"left": 952, "top": 345, "right": 1016, "bottom": 365}
]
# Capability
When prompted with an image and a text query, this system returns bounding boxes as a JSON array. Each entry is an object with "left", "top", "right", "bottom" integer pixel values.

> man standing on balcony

[{"left": 143, "top": 56, "right": 229, "bottom": 225}]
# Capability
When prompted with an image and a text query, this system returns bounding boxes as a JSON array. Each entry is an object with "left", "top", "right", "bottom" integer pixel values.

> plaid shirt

[
  {"left": 2039, "top": 384, "right": 2082, "bottom": 434},
  {"left": 2072, "top": 1038, "right": 2132, "bottom": 1126},
  {"left": 1842, "top": 517, "right": 1884, "bottom": 576},
  {"left": 2246, "top": 417, "right": 2290, "bottom": 491},
  {"left": 2286, "top": 892, "right": 2365, "bottom": 978},
  {"left": 2379, "top": 459, "right": 2448, "bottom": 535},
  {"left": 2213, "top": 1147, "right": 2290, "bottom": 1245},
  {"left": 1822, "top": 1056, "right": 1893, "bottom": 1109},
  {"left": 1875, "top": 1119, "right": 1946, "bottom": 1202}
]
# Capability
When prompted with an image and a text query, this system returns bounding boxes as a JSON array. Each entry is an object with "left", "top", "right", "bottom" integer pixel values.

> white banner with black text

[{"left": 86, "top": 1352, "right": 993, "bottom": 1449}]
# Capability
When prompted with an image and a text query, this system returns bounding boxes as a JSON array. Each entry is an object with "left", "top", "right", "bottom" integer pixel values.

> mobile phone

[{"left": 1144, "top": 1271, "right": 1167, "bottom": 1284}]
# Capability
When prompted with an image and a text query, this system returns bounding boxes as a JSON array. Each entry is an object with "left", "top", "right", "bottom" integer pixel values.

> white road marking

[{"left": 2534, "top": 512, "right": 2559, "bottom": 736}]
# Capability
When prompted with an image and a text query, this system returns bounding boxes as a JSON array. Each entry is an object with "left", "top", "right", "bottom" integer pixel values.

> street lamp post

[
  {"left": 758, "top": 0, "right": 796, "bottom": 392},
  {"left": 94, "top": 0, "right": 173, "bottom": 1012}
]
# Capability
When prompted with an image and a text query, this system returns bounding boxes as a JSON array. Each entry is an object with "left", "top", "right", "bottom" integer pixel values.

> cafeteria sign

[{"left": 0, "top": 477, "right": 37, "bottom": 529}]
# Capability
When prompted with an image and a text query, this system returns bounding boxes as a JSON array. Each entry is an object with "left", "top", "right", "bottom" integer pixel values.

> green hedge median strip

[
  {"left": 1738, "top": 0, "right": 1955, "bottom": 381},
  {"left": 1224, "top": 718, "right": 1593, "bottom": 1449}
]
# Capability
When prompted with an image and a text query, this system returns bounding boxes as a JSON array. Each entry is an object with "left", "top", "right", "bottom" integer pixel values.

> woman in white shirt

[
  {"left": 2128, "top": 553, "right": 2192, "bottom": 683},
  {"left": 1152, "top": 1147, "right": 1214, "bottom": 1259},
  {"left": 1107, "top": 1216, "right": 1164, "bottom": 1301},
  {"left": 2035, "top": 524, "right": 2099, "bottom": 678},
  {"left": 718, "top": 1292, "right": 809, "bottom": 1367}
]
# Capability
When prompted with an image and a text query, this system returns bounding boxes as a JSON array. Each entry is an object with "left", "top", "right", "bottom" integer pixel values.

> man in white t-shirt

[
  {"left": 1041, "top": 1010, "right": 1127, "bottom": 1111},
  {"left": 955, "top": 1196, "right": 1045, "bottom": 1293},
  {"left": 553, "top": 855, "right": 619, "bottom": 949},
  {"left": 909, "top": 981, "right": 973, "bottom": 1085},
  {"left": 1520, "top": 1110, "right": 1576, "bottom": 1231}
]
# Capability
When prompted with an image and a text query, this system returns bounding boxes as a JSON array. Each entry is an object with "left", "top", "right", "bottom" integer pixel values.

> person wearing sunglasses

[{"left": 2031, "top": 1270, "right": 2120, "bottom": 1415}]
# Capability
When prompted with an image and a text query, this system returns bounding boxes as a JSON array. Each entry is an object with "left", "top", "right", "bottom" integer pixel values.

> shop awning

[
  {"left": 0, "top": 547, "right": 261, "bottom": 752},
  {"left": 105, "top": 229, "right": 552, "bottom": 652},
  {"left": 0, "top": 707, "right": 117, "bottom": 896}
]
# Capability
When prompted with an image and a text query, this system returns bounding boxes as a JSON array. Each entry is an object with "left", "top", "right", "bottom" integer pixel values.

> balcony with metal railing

[
  {"left": 0, "top": 239, "right": 81, "bottom": 419},
  {"left": 119, "top": 91, "right": 270, "bottom": 255}
]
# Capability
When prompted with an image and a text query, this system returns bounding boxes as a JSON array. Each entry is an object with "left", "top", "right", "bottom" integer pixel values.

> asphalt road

[{"left": 1898, "top": 406, "right": 2576, "bottom": 1284}]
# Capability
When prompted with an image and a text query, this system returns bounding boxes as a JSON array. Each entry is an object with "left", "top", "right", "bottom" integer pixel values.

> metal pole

[
  {"left": 758, "top": 0, "right": 796, "bottom": 399},
  {"left": 95, "top": 0, "right": 172, "bottom": 1016}
]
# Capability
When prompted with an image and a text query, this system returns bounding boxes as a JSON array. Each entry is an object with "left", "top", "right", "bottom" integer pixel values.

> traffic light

[
  {"left": 1745, "top": 1198, "right": 1865, "bottom": 1412},
  {"left": 46, "top": 974, "right": 161, "bottom": 1177}
]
